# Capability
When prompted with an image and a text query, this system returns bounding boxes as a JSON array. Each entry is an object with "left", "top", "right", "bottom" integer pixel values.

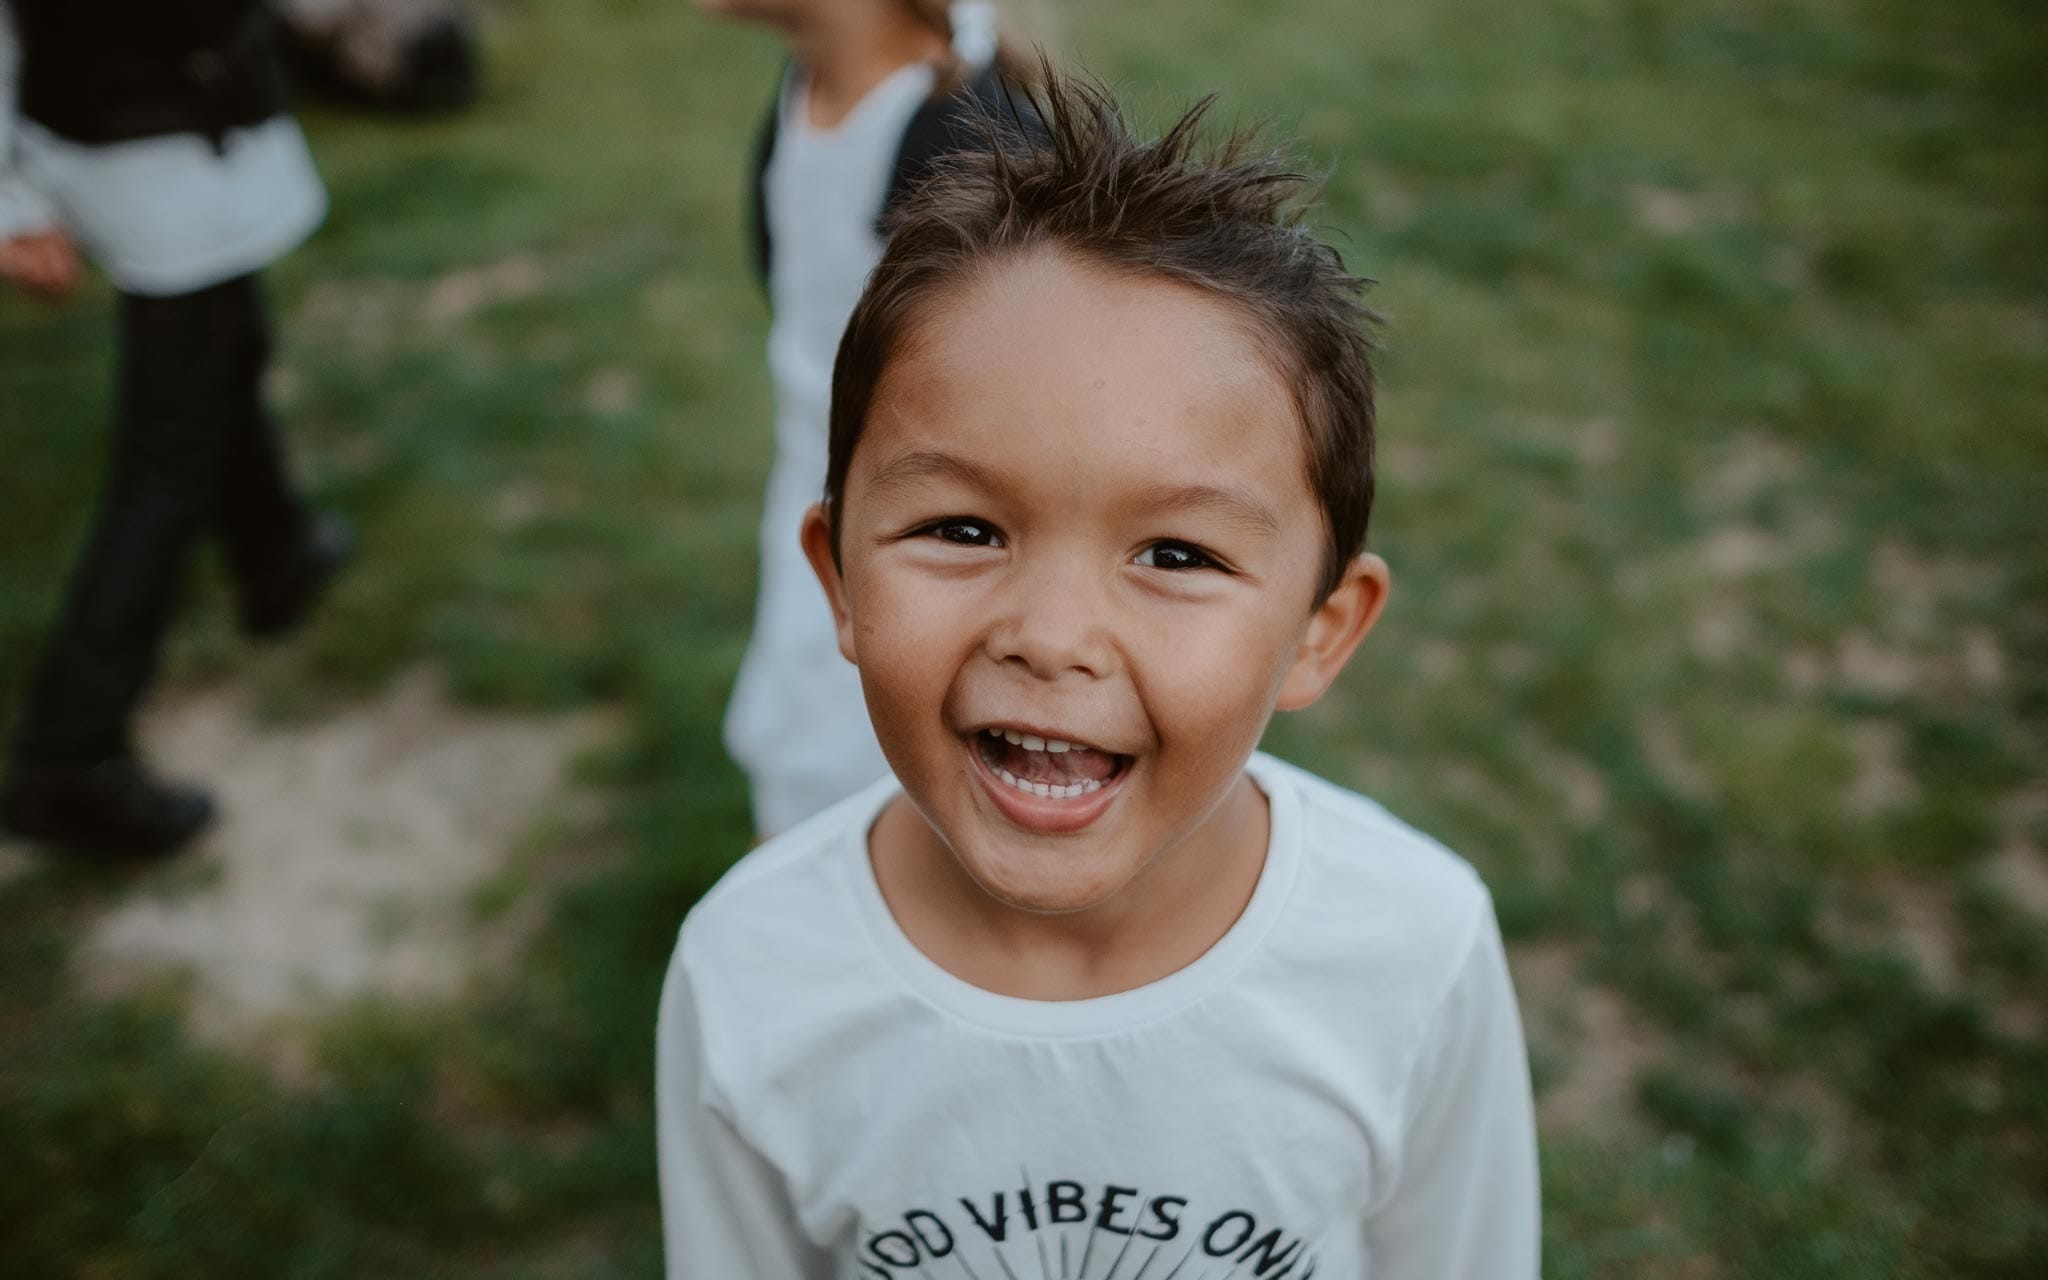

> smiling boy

[{"left": 658, "top": 71, "right": 1540, "bottom": 1279}]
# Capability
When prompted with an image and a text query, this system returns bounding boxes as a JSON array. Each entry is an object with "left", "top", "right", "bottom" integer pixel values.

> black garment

[
  {"left": 278, "top": 3, "right": 478, "bottom": 115},
  {"left": 10, "top": 0, "right": 286, "bottom": 147},
  {"left": 745, "top": 62, "right": 1042, "bottom": 290},
  {"left": 11, "top": 275, "right": 309, "bottom": 764}
]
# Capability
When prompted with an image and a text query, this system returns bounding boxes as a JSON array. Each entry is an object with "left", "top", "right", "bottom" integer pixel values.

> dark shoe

[
  {"left": 239, "top": 511, "right": 356, "bottom": 640},
  {"left": 1, "top": 754, "right": 215, "bottom": 858}
]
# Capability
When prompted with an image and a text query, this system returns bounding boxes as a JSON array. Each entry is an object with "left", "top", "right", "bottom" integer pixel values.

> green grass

[{"left": 2, "top": 0, "right": 2043, "bottom": 1274}]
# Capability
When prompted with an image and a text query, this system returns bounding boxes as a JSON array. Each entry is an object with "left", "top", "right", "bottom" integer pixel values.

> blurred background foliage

[{"left": 1, "top": 0, "right": 2043, "bottom": 1275}]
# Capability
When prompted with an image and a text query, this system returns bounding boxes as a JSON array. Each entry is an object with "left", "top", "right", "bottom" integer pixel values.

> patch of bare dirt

[
  {"left": 1772, "top": 1072, "right": 1866, "bottom": 1170},
  {"left": 71, "top": 666, "right": 617, "bottom": 1059},
  {"left": 1692, "top": 509, "right": 1840, "bottom": 581},
  {"left": 1550, "top": 753, "right": 1611, "bottom": 828},
  {"left": 295, "top": 275, "right": 412, "bottom": 361},
  {"left": 583, "top": 367, "right": 640, "bottom": 415},
  {"left": 1762, "top": 540, "right": 2010, "bottom": 706},
  {"left": 1434, "top": 760, "right": 1525, "bottom": 833},
  {"left": 1512, "top": 732, "right": 1609, "bottom": 829},
  {"left": 1512, "top": 934, "right": 1672, "bottom": 1135},
  {"left": 1887, "top": 885, "right": 1963, "bottom": 997},
  {"left": 1375, "top": 433, "right": 1442, "bottom": 487},
  {"left": 1683, "top": 488, "right": 1840, "bottom": 670},
  {"left": 422, "top": 253, "right": 545, "bottom": 323},
  {"left": 1835, "top": 629, "right": 1923, "bottom": 700},
  {"left": 1487, "top": 642, "right": 1538, "bottom": 683},
  {"left": 1844, "top": 720, "right": 1918, "bottom": 819},
  {"left": 1983, "top": 789, "right": 2048, "bottom": 1032},
  {"left": 1780, "top": 647, "right": 1828, "bottom": 696},
  {"left": 1637, "top": 713, "right": 1713, "bottom": 801},
  {"left": 1628, "top": 184, "right": 1751, "bottom": 235},
  {"left": 1689, "top": 600, "right": 1750, "bottom": 664},
  {"left": 1410, "top": 638, "right": 1464, "bottom": 684},
  {"left": 1986, "top": 842, "right": 2048, "bottom": 919},
  {"left": 490, "top": 481, "right": 549, "bottom": 531},
  {"left": 1819, "top": 874, "right": 1965, "bottom": 998},
  {"left": 1701, "top": 431, "right": 1802, "bottom": 510},
  {"left": 1696, "top": 525, "right": 1785, "bottom": 578},
  {"left": 1868, "top": 540, "right": 2000, "bottom": 642},
  {"left": 1573, "top": 417, "right": 1620, "bottom": 469},
  {"left": 1960, "top": 627, "right": 2008, "bottom": 691}
]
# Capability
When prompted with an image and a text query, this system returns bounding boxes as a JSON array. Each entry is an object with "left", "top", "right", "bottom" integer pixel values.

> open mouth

[{"left": 972, "top": 727, "right": 1132, "bottom": 801}]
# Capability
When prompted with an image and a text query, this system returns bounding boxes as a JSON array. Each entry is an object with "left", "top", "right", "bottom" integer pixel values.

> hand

[{"left": 0, "top": 228, "right": 81, "bottom": 299}]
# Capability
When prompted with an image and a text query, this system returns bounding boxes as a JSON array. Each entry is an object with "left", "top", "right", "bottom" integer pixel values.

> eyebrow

[
  {"left": 862, "top": 449, "right": 1283, "bottom": 536},
  {"left": 863, "top": 449, "right": 1000, "bottom": 499},
  {"left": 1127, "top": 481, "right": 1283, "bottom": 536}
]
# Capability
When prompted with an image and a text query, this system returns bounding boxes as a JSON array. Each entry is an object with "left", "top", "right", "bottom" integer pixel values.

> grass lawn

[{"left": 2, "top": 0, "right": 2043, "bottom": 1274}]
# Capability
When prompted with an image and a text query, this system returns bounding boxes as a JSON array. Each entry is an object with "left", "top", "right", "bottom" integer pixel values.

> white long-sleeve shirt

[
  {"left": 0, "top": 8, "right": 324, "bottom": 296},
  {"left": 657, "top": 753, "right": 1541, "bottom": 1279},
  {"left": 719, "top": 61, "right": 935, "bottom": 837}
]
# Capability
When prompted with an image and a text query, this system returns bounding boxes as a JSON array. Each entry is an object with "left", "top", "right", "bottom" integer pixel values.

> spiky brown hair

[{"left": 826, "top": 64, "right": 1378, "bottom": 603}]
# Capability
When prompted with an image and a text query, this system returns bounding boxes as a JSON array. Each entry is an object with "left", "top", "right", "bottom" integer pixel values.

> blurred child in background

[
  {"left": 699, "top": 0, "right": 1041, "bottom": 837},
  {"left": 0, "top": 0, "right": 351, "bottom": 857}
]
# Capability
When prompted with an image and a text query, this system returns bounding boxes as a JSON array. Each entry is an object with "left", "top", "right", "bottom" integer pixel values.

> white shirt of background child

[{"left": 722, "top": 61, "right": 937, "bottom": 835}]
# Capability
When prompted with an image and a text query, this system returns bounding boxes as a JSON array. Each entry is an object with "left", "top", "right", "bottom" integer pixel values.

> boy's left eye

[
  {"left": 920, "top": 518, "right": 1003, "bottom": 547},
  {"left": 1134, "top": 541, "right": 1220, "bottom": 571}
]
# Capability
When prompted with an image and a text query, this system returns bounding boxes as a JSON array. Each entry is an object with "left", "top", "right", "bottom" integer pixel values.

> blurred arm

[
  {"left": 1365, "top": 904, "right": 1543, "bottom": 1279},
  {"left": 656, "top": 945, "right": 833, "bottom": 1279}
]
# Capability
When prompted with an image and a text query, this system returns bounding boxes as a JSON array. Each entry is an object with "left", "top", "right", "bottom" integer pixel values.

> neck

[
  {"left": 788, "top": 3, "right": 949, "bottom": 128},
  {"left": 875, "top": 772, "right": 1272, "bottom": 1001}
]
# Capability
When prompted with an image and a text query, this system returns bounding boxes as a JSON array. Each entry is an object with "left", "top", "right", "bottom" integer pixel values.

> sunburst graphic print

[{"left": 851, "top": 1169, "right": 1323, "bottom": 1280}]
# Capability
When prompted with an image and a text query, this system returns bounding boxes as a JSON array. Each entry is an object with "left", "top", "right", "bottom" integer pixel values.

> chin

[{"left": 966, "top": 847, "right": 1130, "bottom": 917}]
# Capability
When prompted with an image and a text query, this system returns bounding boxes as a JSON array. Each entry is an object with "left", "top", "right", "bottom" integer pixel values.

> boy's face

[{"left": 805, "top": 250, "right": 1386, "bottom": 918}]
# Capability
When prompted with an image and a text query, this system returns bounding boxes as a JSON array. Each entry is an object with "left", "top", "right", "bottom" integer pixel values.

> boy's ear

[
  {"left": 1276, "top": 553, "right": 1390, "bottom": 711},
  {"left": 800, "top": 502, "right": 860, "bottom": 664}
]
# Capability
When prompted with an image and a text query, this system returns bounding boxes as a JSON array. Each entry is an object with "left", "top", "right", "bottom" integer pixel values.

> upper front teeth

[{"left": 992, "top": 728, "right": 1074, "bottom": 753}]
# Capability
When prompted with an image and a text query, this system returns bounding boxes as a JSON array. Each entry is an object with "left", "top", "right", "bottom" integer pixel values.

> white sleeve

[
  {"left": 1365, "top": 902, "right": 1542, "bottom": 1279},
  {"left": 0, "top": 8, "right": 61, "bottom": 241},
  {"left": 655, "top": 942, "right": 834, "bottom": 1280}
]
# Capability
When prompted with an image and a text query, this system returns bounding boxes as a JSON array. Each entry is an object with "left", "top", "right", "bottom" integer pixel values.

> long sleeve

[
  {"left": 0, "top": 7, "right": 60, "bottom": 242},
  {"left": 655, "top": 942, "right": 834, "bottom": 1280},
  {"left": 1365, "top": 902, "right": 1542, "bottom": 1279}
]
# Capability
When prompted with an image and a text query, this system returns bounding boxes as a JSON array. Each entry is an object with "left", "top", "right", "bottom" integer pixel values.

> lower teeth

[{"left": 995, "top": 766, "right": 1101, "bottom": 799}]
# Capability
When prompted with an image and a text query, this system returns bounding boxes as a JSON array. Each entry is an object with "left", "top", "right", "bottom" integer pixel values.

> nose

[{"left": 985, "top": 552, "right": 1117, "bottom": 681}]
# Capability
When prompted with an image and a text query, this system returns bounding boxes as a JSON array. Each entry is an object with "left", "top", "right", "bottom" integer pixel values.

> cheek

[
  {"left": 845, "top": 566, "right": 974, "bottom": 716},
  {"left": 1132, "top": 604, "right": 1302, "bottom": 757}
]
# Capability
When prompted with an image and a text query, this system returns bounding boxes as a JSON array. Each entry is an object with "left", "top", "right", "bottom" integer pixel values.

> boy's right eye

[{"left": 922, "top": 518, "right": 1004, "bottom": 547}]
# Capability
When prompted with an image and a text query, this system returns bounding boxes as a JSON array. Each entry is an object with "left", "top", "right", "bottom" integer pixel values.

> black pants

[{"left": 12, "top": 273, "right": 308, "bottom": 764}]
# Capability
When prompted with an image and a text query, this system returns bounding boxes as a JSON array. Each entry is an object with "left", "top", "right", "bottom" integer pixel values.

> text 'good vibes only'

[{"left": 859, "top": 1176, "right": 1321, "bottom": 1279}]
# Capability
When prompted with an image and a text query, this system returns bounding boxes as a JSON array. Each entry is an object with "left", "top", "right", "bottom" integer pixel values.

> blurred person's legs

[
  {"left": 210, "top": 281, "right": 356, "bottom": 638},
  {"left": 2, "top": 273, "right": 351, "bottom": 856}
]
